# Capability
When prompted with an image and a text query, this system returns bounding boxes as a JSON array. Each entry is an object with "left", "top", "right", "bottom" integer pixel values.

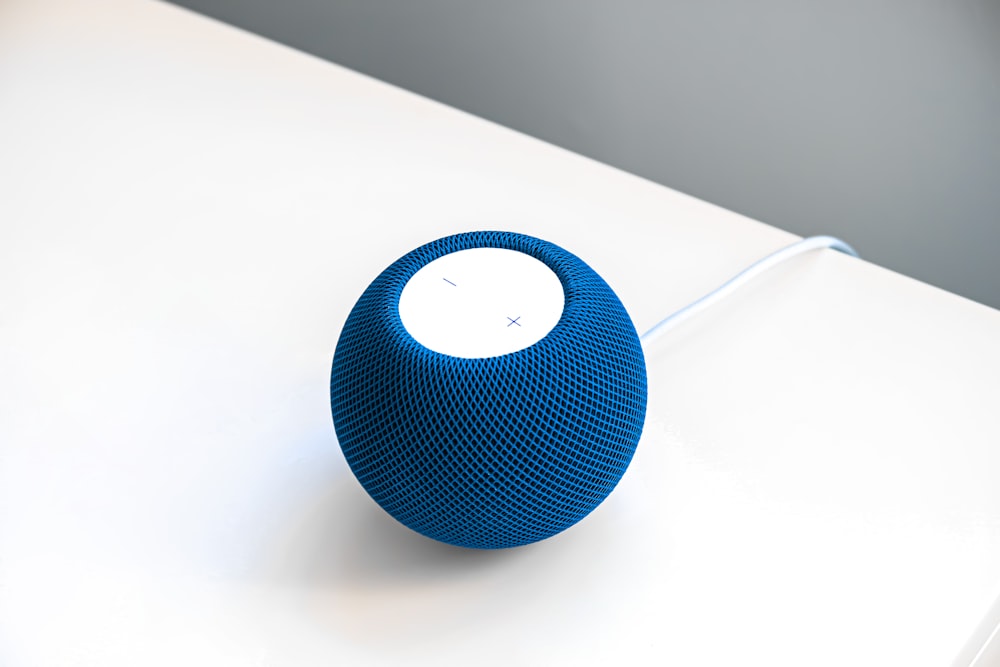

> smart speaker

[{"left": 330, "top": 231, "right": 647, "bottom": 549}]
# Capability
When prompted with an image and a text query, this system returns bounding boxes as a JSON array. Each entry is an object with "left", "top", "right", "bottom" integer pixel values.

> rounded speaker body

[{"left": 330, "top": 231, "right": 647, "bottom": 549}]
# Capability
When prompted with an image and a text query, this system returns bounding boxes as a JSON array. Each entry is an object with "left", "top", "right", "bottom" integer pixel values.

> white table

[{"left": 2, "top": 1, "right": 999, "bottom": 665}]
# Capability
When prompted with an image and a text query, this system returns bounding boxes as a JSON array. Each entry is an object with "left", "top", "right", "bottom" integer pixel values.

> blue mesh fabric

[{"left": 330, "top": 231, "right": 647, "bottom": 549}]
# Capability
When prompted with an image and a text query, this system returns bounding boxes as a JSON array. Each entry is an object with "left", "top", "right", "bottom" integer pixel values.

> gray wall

[{"left": 168, "top": 0, "right": 1000, "bottom": 309}]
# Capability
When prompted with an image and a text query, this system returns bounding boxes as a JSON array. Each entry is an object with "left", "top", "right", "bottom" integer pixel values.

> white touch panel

[{"left": 398, "top": 248, "right": 565, "bottom": 358}]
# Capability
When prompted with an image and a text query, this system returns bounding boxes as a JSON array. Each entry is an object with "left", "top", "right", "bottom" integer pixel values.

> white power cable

[{"left": 640, "top": 235, "right": 858, "bottom": 349}]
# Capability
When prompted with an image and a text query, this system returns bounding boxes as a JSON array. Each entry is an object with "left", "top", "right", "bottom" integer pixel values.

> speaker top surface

[{"left": 398, "top": 247, "right": 565, "bottom": 358}]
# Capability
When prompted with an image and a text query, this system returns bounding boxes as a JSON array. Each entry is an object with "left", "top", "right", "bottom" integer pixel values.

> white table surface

[{"left": 2, "top": 1, "right": 1000, "bottom": 665}]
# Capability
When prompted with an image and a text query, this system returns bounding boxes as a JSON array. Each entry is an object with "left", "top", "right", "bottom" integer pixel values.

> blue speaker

[{"left": 330, "top": 231, "right": 647, "bottom": 549}]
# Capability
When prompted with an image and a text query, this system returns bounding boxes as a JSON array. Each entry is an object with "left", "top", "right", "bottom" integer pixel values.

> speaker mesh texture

[{"left": 330, "top": 231, "right": 647, "bottom": 549}]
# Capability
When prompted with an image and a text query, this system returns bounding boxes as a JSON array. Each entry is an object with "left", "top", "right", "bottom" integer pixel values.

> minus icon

[{"left": 443, "top": 278, "right": 457, "bottom": 286}]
